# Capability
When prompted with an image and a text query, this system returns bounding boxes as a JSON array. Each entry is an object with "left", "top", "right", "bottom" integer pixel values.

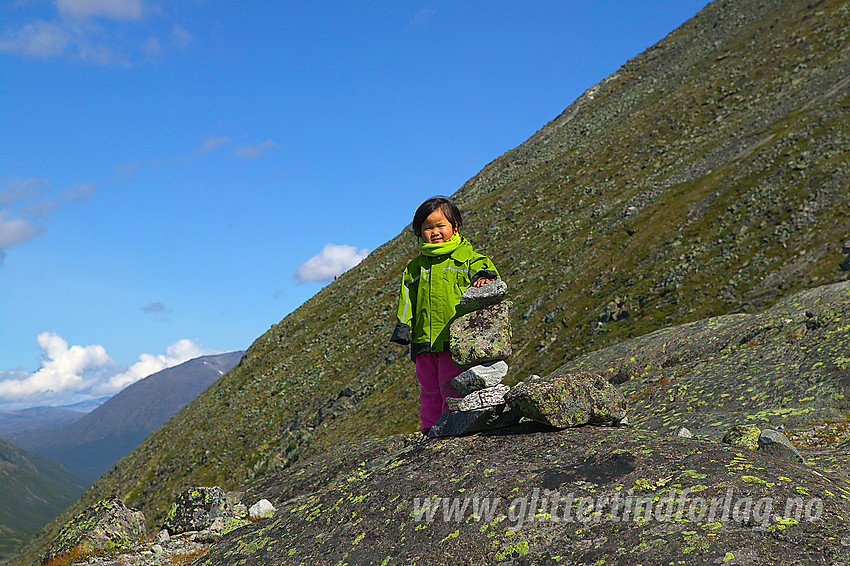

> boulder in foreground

[
  {"left": 41, "top": 496, "right": 145, "bottom": 565},
  {"left": 505, "top": 372, "right": 627, "bottom": 428}
]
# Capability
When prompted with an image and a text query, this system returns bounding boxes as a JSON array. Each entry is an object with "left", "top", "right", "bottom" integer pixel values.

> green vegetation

[
  {"left": 0, "top": 438, "right": 87, "bottom": 562},
  {"left": 10, "top": 0, "right": 850, "bottom": 563}
]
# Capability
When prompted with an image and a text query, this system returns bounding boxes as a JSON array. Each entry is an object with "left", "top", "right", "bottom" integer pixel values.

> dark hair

[{"left": 412, "top": 196, "right": 463, "bottom": 238}]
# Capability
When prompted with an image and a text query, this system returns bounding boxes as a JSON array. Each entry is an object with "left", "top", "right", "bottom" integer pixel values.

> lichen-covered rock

[
  {"left": 552, "top": 281, "right": 850, "bottom": 441},
  {"left": 450, "top": 361, "right": 509, "bottom": 395},
  {"left": 41, "top": 496, "right": 145, "bottom": 564},
  {"left": 446, "top": 384, "right": 510, "bottom": 411},
  {"left": 428, "top": 405, "right": 521, "bottom": 437},
  {"left": 193, "top": 426, "right": 850, "bottom": 566},
  {"left": 505, "top": 372, "right": 627, "bottom": 428},
  {"left": 758, "top": 428, "right": 805, "bottom": 462},
  {"left": 722, "top": 424, "right": 762, "bottom": 449},
  {"left": 449, "top": 302, "right": 512, "bottom": 370},
  {"left": 459, "top": 280, "right": 508, "bottom": 311},
  {"left": 162, "top": 486, "right": 228, "bottom": 535}
]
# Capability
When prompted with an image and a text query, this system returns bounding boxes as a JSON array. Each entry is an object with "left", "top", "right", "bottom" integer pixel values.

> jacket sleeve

[
  {"left": 469, "top": 255, "right": 500, "bottom": 284},
  {"left": 390, "top": 267, "right": 414, "bottom": 345}
]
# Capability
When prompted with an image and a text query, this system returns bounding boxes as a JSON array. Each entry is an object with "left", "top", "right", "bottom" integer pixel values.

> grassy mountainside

[
  {"left": 13, "top": 0, "right": 849, "bottom": 562},
  {"left": 0, "top": 438, "right": 87, "bottom": 562}
]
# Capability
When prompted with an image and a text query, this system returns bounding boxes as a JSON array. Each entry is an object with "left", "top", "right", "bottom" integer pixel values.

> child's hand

[{"left": 472, "top": 278, "right": 494, "bottom": 288}]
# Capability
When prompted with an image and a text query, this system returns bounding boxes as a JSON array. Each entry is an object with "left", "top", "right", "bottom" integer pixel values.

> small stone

[
  {"left": 155, "top": 529, "right": 170, "bottom": 544},
  {"left": 152, "top": 544, "right": 164, "bottom": 554},
  {"left": 446, "top": 384, "right": 510, "bottom": 411},
  {"left": 233, "top": 503, "right": 249, "bottom": 519},
  {"left": 428, "top": 405, "right": 522, "bottom": 437},
  {"left": 504, "top": 372, "right": 627, "bottom": 428},
  {"left": 460, "top": 280, "right": 508, "bottom": 311},
  {"left": 676, "top": 426, "right": 693, "bottom": 438},
  {"left": 249, "top": 499, "right": 276, "bottom": 520},
  {"left": 451, "top": 361, "right": 509, "bottom": 395},
  {"left": 758, "top": 429, "right": 805, "bottom": 463},
  {"left": 209, "top": 516, "right": 226, "bottom": 534}
]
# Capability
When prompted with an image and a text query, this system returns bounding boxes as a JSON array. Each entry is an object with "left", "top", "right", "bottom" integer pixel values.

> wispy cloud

[
  {"left": 410, "top": 8, "right": 435, "bottom": 29},
  {"left": 142, "top": 301, "right": 172, "bottom": 314},
  {"left": 0, "top": 0, "right": 190, "bottom": 65},
  {"left": 0, "top": 20, "right": 72, "bottom": 58},
  {"left": 195, "top": 136, "right": 232, "bottom": 157},
  {"left": 0, "top": 178, "right": 94, "bottom": 263},
  {"left": 56, "top": 0, "right": 145, "bottom": 21},
  {"left": 235, "top": 139, "right": 280, "bottom": 160},
  {"left": 0, "top": 333, "right": 218, "bottom": 408},
  {"left": 296, "top": 243, "right": 370, "bottom": 283}
]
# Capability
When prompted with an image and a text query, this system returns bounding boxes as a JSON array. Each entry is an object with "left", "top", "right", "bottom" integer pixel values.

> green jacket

[{"left": 390, "top": 235, "right": 499, "bottom": 360}]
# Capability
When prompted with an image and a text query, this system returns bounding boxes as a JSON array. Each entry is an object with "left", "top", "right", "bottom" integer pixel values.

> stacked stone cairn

[
  {"left": 428, "top": 280, "right": 520, "bottom": 437},
  {"left": 428, "top": 279, "right": 629, "bottom": 437}
]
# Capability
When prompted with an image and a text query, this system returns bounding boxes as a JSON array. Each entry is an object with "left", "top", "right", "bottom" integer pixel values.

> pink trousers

[{"left": 416, "top": 351, "right": 464, "bottom": 432}]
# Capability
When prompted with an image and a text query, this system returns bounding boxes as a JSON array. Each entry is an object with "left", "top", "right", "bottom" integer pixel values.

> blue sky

[{"left": 0, "top": 0, "right": 709, "bottom": 409}]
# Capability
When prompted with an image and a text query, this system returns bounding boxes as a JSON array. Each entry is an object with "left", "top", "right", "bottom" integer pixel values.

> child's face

[{"left": 421, "top": 209, "right": 456, "bottom": 244}]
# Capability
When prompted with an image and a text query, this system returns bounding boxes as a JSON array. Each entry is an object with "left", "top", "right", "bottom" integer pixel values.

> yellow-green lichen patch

[{"left": 494, "top": 540, "right": 530, "bottom": 561}]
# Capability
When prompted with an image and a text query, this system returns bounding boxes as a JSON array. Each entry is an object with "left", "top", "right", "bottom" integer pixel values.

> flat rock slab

[
  {"left": 428, "top": 405, "right": 521, "bottom": 437},
  {"left": 195, "top": 427, "right": 850, "bottom": 566},
  {"left": 459, "top": 280, "right": 508, "bottom": 311},
  {"left": 451, "top": 361, "right": 509, "bottom": 395},
  {"left": 446, "top": 384, "right": 511, "bottom": 411},
  {"left": 505, "top": 372, "right": 627, "bottom": 428},
  {"left": 551, "top": 281, "right": 850, "bottom": 440},
  {"left": 450, "top": 302, "right": 512, "bottom": 370}
]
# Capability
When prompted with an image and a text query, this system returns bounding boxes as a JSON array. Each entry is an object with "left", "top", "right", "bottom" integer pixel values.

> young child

[{"left": 390, "top": 196, "right": 499, "bottom": 434}]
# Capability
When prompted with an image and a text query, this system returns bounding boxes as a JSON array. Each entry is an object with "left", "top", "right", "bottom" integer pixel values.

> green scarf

[{"left": 419, "top": 232, "right": 461, "bottom": 257}]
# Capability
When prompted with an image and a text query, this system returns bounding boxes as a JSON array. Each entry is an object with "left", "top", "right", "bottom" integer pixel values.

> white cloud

[
  {"left": 296, "top": 243, "right": 370, "bottom": 283},
  {"left": 56, "top": 0, "right": 144, "bottom": 21},
  {"left": 0, "top": 213, "right": 45, "bottom": 249},
  {"left": 94, "top": 338, "right": 210, "bottom": 393},
  {"left": 0, "top": 178, "right": 94, "bottom": 262},
  {"left": 0, "top": 333, "right": 219, "bottom": 408},
  {"left": 0, "top": 20, "right": 71, "bottom": 58},
  {"left": 1, "top": 0, "right": 188, "bottom": 65}
]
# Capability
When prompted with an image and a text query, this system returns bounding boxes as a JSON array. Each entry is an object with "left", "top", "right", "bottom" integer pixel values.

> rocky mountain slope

[
  {"left": 9, "top": 0, "right": 849, "bottom": 563},
  {"left": 9, "top": 352, "right": 244, "bottom": 481},
  {"left": 188, "top": 281, "right": 850, "bottom": 565},
  {"left": 0, "top": 438, "right": 87, "bottom": 563}
]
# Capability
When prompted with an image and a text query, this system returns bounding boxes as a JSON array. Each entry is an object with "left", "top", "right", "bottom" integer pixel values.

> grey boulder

[{"left": 505, "top": 372, "right": 627, "bottom": 428}]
